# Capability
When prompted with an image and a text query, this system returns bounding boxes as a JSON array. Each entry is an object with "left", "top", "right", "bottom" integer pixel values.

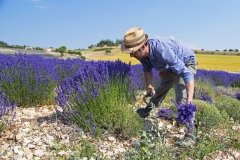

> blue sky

[{"left": 1, "top": 0, "right": 240, "bottom": 51}]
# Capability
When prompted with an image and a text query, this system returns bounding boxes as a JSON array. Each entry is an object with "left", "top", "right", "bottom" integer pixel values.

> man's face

[{"left": 129, "top": 47, "right": 144, "bottom": 60}]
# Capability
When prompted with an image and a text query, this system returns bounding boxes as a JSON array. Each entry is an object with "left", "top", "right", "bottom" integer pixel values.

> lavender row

[{"left": 195, "top": 69, "right": 240, "bottom": 87}]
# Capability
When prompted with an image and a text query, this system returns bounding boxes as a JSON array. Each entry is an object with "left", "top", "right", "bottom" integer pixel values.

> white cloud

[
  {"left": 36, "top": 5, "right": 45, "bottom": 9},
  {"left": 154, "top": 35, "right": 200, "bottom": 50}
]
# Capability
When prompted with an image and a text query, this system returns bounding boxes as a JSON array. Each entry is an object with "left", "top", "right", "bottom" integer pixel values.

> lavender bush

[
  {"left": 55, "top": 60, "right": 143, "bottom": 138},
  {"left": 194, "top": 79, "right": 216, "bottom": 100},
  {"left": 0, "top": 53, "right": 87, "bottom": 107},
  {"left": 215, "top": 96, "right": 240, "bottom": 121},
  {"left": 0, "top": 92, "right": 16, "bottom": 132},
  {"left": 0, "top": 53, "right": 58, "bottom": 106},
  {"left": 193, "top": 100, "right": 223, "bottom": 131}
]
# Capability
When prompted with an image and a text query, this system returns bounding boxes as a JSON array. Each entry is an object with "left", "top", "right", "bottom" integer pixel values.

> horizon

[{"left": 0, "top": 0, "right": 240, "bottom": 51}]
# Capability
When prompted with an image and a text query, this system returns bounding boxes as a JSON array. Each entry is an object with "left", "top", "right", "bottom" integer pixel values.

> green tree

[
  {"left": 105, "top": 49, "right": 111, "bottom": 55},
  {"left": 57, "top": 46, "right": 67, "bottom": 56},
  {"left": 88, "top": 44, "right": 94, "bottom": 49},
  {"left": 235, "top": 49, "right": 239, "bottom": 52}
]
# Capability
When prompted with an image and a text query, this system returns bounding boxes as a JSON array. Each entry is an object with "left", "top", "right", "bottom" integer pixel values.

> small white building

[
  {"left": 25, "top": 46, "right": 33, "bottom": 50},
  {"left": 46, "top": 48, "right": 52, "bottom": 52},
  {"left": 44, "top": 48, "right": 55, "bottom": 52}
]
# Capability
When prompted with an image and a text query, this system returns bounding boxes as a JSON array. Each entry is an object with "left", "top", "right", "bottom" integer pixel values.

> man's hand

[{"left": 147, "top": 85, "right": 155, "bottom": 96}]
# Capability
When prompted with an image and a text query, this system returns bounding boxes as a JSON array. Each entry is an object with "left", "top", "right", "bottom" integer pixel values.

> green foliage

[
  {"left": 235, "top": 49, "right": 239, "bottom": 52},
  {"left": 56, "top": 46, "right": 67, "bottom": 56},
  {"left": 228, "top": 129, "right": 240, "bottom": 149},
  {"left": 105, "top": 49, "right": 111, "bottom": 54},
  {"left": 193, "top": 100, "right": 223, "bottom": 132},
  {"left": 0, "top": 121, "right": 4, "bottom": 133},
  {"left": 35, "top": 47, "right": 44, "bottom": 50},
  {"left": 9, "top": 45, "right": 25, "bottom": 49},
  {"left": 115, "top": 39, "right": 123, "bottom": 44},
  {"left": 194, "top": 79, "right": 216, "bottom": 100},
  {"left": 215, "top": 96, "right": 240, "bottom": 122},
  {"left": 124, "top": 129, "right": 175, "bottom": 159},
  {"left": 181, "top": 133, "right": 226, "bottom": 159},
  {"left": 0, "top": 41, "right": 9, "bottom": 47},
  {"left": 67, "top": 77, "right": 144, "bottom": 139},
  {"left": 161, "top": 88, "right": 175, "bottom": 106},
  {"left": 1, "top": 67, "right": 57, "bottom": 107},
  {"left": 68, "top": 50, "right": 86, "bottom": 59},
  {"left": 93, "top": 48, "right": 113, "bottom": 52},
  {"left": 68, "top": 138, "right": 97, "bottom": 159},
  {"left": 88, "top": 44, "right": 94, "bottom": 49},
  {"left": 231, "top": 80, "right": 240, "bottom": 88},
  {"left": 97, "top": 39, "right": 116, "bottom": 47}
]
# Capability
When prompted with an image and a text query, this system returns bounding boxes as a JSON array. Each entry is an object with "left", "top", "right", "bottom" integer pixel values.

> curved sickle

[{"left": 142, "top": 94, "right": 152, "bottom": 104}]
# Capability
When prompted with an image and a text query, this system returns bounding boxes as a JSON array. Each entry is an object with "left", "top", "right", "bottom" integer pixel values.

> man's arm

[
  {"left": 185, "top": 79, "right": 194, "bottom": 104},
  {"left": 144, "top": 71, "right": 155, "bottom": 95}
]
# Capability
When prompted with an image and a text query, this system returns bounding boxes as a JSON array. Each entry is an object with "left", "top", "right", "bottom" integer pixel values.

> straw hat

[{"left": 121, "top": 27, "right": 148, "bottom": 53}]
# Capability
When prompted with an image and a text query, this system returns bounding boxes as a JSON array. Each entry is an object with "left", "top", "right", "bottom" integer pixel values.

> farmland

[
  {"left": 0, "top": 48, "right": 239, "bottom": 159},
  {"left": 81, "top": 47, "right": 240, "bottom": 72}
]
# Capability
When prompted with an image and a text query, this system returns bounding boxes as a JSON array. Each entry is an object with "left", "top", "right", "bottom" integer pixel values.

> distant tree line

[
  {"left": 88, "top": 39, "right": 123, "bottom": 49},
  {"left": 0, "top": 41, "right": 25, "bottom": 49},
  {"left": 55, "top": 46, "right": 85, "bottom": 59},
  {"left": 0, "top": 41, "right": 44, "bottom": 50},
  {"left": 201, "top": 48, "right": 239, "bottom": 52},
  {"left": 223, "top": 49, "right": 239, "bottom": 52},
  {"left": 68, "top": 50, "right": 85, "bottom": 60}
]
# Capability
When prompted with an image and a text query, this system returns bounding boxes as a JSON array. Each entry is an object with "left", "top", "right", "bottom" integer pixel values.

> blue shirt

[{"left": 140, "top": 39, "right": 196, "bottom": 83}]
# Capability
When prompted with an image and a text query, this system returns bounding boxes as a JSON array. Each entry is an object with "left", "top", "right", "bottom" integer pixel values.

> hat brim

[{"left": 121, "top": 34, "right": 148, "bottom": 53}]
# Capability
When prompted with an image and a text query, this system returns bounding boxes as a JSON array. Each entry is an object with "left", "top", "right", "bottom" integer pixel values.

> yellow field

[
  {"left": 86, "top": 52, "right": 240, "bottom": 72},
  {"left": 196, "top": 54, "right": 240, "bottom": 72}
]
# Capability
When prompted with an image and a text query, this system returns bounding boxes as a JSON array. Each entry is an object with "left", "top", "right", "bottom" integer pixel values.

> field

[
  {"left": 1, "top": 47, "right": 240, "bottom": 72},
  {"left": 0, "top": 47, "right": 240, "bottom": 159},
  {"left": 81, "top": 47, "right": 240, "bottom": 72}
]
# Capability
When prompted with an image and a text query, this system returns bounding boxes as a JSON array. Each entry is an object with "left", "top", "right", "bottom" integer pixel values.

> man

[{"left": 121, "top": 27, "right": 197, "bottom": 146}]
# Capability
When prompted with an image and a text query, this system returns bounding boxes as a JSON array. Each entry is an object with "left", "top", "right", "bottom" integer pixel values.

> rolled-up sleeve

[{"left": 161, "top": 47, "right": 193, "bottom": 83}]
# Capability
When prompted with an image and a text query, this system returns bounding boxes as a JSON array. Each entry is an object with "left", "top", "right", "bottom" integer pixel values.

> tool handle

[{"left": 143, "top": 94, "right": 152, "bottom": 104}]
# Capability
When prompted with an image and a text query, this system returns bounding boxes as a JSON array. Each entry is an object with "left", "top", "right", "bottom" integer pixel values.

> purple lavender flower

[
  {"left": 199, "top": 95, "right": 213, "bottom": 104},
  {"left": 0, "top": 91, "right": 17, "bottom": 127},
  {"left": 172, "top": 100, "right": 197, "bottom": 131},
  {"left": 157, "top": 108, "right": 177, "bottom": 120},
  {"left": 236, "top": 93, "right": 240, "bottom": 100}
]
